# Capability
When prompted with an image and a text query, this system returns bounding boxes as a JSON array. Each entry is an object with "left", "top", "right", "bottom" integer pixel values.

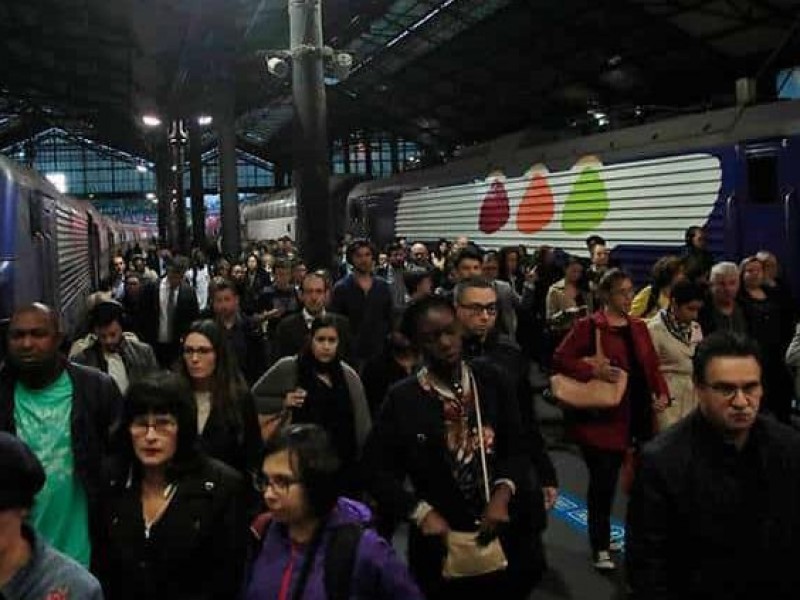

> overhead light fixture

[
  {"left": 136, "top": 164, "right": 148, "bottom": 173},
  {"left": 142, "top": 115, "right": 162, "bottom": 127},
  {"left": 146, "top": 192, "right": 156, "bottom": 200},
  {"left": 198, "top": 115, "right": 213, "bottom": 126}
]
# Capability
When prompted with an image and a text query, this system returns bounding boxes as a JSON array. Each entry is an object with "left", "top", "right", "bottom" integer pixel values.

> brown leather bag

[{"left": 550, "top": 325, "right": 628, "bottom": 409}]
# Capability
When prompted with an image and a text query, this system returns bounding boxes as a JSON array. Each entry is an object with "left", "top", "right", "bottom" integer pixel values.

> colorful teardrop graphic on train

[
  {"left": 517, "top": 164, "right": 554, "bottom": 234},
  {"left": 561, "top": 155, "right": 609, "bottom": 234},
  {"left": 478, "top": 176, "right": 510, "bottom": 234}
]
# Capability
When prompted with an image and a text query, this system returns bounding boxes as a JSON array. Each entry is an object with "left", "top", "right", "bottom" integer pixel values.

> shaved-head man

[{"left": 1, "top": 304, "right": 122, "bottom": 567}]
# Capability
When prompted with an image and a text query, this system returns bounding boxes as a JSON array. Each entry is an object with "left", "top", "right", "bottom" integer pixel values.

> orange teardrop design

[{"left": 517, "top": 172, "right": 554, "bottom": 234}]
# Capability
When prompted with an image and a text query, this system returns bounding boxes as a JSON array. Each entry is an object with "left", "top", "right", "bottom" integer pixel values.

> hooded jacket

[{"left": 244, "top": 498, "right": 423, "bottom": 599}]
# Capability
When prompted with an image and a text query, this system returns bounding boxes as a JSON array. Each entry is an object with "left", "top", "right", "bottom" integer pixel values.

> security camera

[
  {"left": 331, "top": 53, "right": 353, "bottom": 81},
  {"left": 266, "top": 56, "right": 289, "bottom": 78}
]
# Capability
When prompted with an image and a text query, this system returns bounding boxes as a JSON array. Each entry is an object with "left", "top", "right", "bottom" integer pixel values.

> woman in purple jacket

[{"left": 243, "top": 424, "right": 423, "bottom": 599}]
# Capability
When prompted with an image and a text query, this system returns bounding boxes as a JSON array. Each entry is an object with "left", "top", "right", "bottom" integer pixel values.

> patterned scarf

[
  {"left": 418, "top": 363, "right": 494, "bottom": 518},
  {"left": 659, "top": 308, "right": 692, "bottom": 345}
]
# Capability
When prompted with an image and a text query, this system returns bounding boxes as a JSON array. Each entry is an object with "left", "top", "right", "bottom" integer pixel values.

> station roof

[{"left": 2, "top": 0, "right": 799, "bottom": 167}]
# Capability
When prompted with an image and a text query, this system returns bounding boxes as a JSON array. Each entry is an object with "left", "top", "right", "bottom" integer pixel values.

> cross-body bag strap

[{"left": 469, "top": 369, "right": 491, "bottom": 504}]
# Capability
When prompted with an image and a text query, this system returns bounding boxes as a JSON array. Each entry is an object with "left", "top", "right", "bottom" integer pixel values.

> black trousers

[{"left": 580, "top": 445, "right": 624, "bottom": 554}]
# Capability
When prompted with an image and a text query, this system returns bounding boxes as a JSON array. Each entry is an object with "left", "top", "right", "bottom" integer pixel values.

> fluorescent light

[
  {"left": 46, "top": 172, "right": 67, "bottom": 193},
  {"left": 146, "top": 192, "right": 156, "bottom": 200},
  {"left": 142, "top": 115, "right": 162, "bottom": 127},
  {"left": 197, "top": 115, "right": 213, "bottom": 126},
  {"left": 136, "top": 164, "right": 148, "bottom": 173}
]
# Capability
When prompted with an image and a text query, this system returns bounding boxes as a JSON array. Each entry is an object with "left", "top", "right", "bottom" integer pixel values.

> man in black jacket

[
  {"left": 140, "top": 255, "right": 200, "bottom": 368},
  {"left": 273, "top": 271, "right": 352, "bottom": 365},
  {"left": 626, "top": 331, "right": 800, "bottom": 600},
  {"left": 72, "top": 300, "right": 158, "bottom": 394},
  {"left": 205, "top": 277, "right": 267, "bottom": 385},
  {"left": 0, "top": 304, "right": 122, "bottom": 570},
  {"left": 455, "top": 277, "right": 558, "bottom": 517}
]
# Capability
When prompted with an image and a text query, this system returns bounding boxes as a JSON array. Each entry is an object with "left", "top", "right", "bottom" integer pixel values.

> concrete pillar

[
  {"left": 188, "top": 120, "right": 206, "bottom": 250},
  {"left": 289, "top": 0, "right": 332, "bottom": 271},
  {"left": 155, "top": 139, "right": 172, "bottom": 247},
  {"left": 218, "top": 102, "right": 240, "bottom": 260}
]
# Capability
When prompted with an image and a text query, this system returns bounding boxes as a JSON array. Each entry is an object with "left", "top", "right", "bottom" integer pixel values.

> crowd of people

[{"left": 1, "top": 226, "right": 800, "bottom": 599}]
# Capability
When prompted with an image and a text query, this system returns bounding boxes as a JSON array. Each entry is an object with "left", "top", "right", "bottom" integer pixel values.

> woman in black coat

[
  {"left": 176, "top": 319, "right": 262, "bottom": 477},
  {"left": 98, "top": 372, "right": 248, "bottom": 600},
  {"left": 362, "top": 297, "right": 542, "bottom": 600}
]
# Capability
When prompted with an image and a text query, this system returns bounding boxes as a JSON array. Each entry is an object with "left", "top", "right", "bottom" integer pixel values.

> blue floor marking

[{"left": 551, "top": 490, "right": 626, "bottom": 551}]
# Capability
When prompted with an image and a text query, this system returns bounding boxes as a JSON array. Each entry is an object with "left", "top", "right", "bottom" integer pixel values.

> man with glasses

[
  {"left": 626, "top": 331, "right": 800, "bottom": 599},
  {"left": 0, "top": 304, "right": 122, "bottom": 568},
  {"left": 455, "top": 278, "right": 558, "bottom": 517}
]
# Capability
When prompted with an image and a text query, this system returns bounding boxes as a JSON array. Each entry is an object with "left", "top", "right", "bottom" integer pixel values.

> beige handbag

[
  {"left": 550, "top": 325, "right": 628, "bottom": 409},
  {"left": 442, "top": 372, "right": 509, "bottom": 579}
]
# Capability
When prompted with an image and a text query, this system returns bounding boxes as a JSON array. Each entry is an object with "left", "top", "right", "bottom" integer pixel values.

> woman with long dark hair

[
  {"left": 498, "top": 246, "right": 525, "bottom": 295},
  {"left": 99, "top": 372, "right": 248, "bottom": 599},
  {"left": 177, "top": 319, "right": 262, "bottom": 476},
  {"left": 251, "top": 315, "right": 371, "bottom": 493}
]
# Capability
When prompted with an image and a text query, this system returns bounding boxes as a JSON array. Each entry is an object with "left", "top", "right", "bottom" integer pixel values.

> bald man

[{"left": 0, "top": 304, "right": 122, "bottom": 569}]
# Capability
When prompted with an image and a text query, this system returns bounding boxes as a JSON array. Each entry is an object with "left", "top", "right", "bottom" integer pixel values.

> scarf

[{"left": 659, "top": 308, "right": 692, "bottom": 345}]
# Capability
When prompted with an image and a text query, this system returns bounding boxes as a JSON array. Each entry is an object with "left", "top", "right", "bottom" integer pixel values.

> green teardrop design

[{"left": 561, "top": 167, "right": 609, "bottom": 234}]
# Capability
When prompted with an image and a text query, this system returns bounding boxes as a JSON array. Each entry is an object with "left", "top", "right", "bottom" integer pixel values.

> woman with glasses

[
  {"left": 98, "top": 371, "right": 248, "bottom": 599},
  {"left": 243, "top": 424, "right": 422, "bottom": 599},
  {"left": 251, "top": 315, "right": 371, "bottom": 494},
  {"left": 553, "top": 269, "right": 668, "bottom": 572},
  {"left": 177, "top": 319, "right": 262, "bottom": 478}
]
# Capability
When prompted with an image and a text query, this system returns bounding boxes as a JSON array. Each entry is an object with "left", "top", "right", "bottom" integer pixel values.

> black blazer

[
  {"left": 140, "top": 279, "right": 200, "bottom": 347},
  {"left": 271, "top": 312, "right": 353, "bottom": 365},
  {"left": 198, "top": 391, "right": 262, "bottom": 477},
  {"left": 362, "top": 360, "right": 529, "bottom": 530},
  {"left": 99, "top": 456, "right": 248, "bottom": 600}
]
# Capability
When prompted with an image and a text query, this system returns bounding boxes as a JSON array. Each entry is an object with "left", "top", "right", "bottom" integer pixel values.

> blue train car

[
  {"left": 0, "top": 156, "right": 151, "bottom": 353},
  {"left": 347, "top": 100, "right": 800, "bottom": 295}
]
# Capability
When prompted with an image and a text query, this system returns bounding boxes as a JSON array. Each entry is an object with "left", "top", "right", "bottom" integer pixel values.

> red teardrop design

[{"left": 478, "top": 180, "right": 510, "bottom": 234}]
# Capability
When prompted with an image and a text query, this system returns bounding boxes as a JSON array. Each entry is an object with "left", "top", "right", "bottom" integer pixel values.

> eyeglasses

[
  {"left": 458, "top": 303, "right": 498, "bottom": 316},
  {"left": 702, "top": 382, "right": 762, "bottom": 401},
  {"left": 252, "top": 472, "right": 302, "bottom": 494},
  {"left": 182, "top": 346, "right": 214, "bottom": 357},
  {"left": 130, "top": 416, "right": 178, "bottom": 436}
]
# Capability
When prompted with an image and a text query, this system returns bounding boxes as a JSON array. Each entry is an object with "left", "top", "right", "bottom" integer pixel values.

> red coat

[{"left": 552, "top": 311, "right": 668, "bottom": 451}]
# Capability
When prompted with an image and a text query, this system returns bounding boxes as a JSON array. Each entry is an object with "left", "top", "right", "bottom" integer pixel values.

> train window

[{"left": 747, "top": 153, "right": 779, "bottom": 204}]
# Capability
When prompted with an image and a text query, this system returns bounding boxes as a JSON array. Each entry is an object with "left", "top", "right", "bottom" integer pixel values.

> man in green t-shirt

[{"left": 0, "top": 303, "right": 122, "bottom": 569}]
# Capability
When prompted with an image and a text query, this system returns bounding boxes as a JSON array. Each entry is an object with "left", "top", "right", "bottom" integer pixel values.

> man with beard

[
  {"left": 331, "top": 240, "right": 392, "bottom": 369},
  {"left": 204, "top": 277, "right": 267, "bottom": 385},
  {"left": 0, "top": 304, "right": 122, "bottom": 568},
  {"left": 71, "top": 300, "right": 158, "bottom": 395}
]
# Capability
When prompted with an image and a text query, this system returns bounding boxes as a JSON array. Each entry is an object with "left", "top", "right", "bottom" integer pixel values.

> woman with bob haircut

[
  {"left": 97, "top": 371, "right": 249, "bottom": 600},
  {"left": 243, "top": 424, "right": 423, "bottom": 599},
  {"left": 176, "top": 319, "right": 261, "bottom": 477},
  {"left": 251, "top": 315, "right": 371, "bottom": 494}
]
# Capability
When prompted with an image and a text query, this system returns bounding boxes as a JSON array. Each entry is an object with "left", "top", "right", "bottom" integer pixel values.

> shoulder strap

[{"left": 324, "top": 523, "right": 364, "bottom": 600}]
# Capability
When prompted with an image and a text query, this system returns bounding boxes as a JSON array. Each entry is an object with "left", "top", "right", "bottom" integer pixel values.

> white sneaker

[
  {"left": 609, "top": 540, "right": 624, "bottom": 552},
  {"left": 593, "top": 550, "right": 616, "bottom": 572}
]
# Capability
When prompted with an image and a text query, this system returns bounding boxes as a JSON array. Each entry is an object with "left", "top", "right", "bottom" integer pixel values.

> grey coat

[{"left": 250, "top": 356, "right": 372, "bottom": 450}]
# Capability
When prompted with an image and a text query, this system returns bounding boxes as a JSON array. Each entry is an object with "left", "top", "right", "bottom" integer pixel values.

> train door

[
  {"left": 29, "top": 191, "right": 57, "bottom": 307},
  {"left": 735, "top": 141, "right": 789, "bottom": 258},
  {"left": 87, "top": 214, "right": 100, "bottom": 290}
]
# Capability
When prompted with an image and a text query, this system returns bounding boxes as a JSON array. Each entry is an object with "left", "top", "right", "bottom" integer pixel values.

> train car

[
  {"left": 347, "top": 100, "right": 800, "bottom": 292},
  {"left": 241, "top": 175, "right": 366, "bottom": 244},
  {"left": 0, "top": 155, "right": 154, "bottom": 351}
]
